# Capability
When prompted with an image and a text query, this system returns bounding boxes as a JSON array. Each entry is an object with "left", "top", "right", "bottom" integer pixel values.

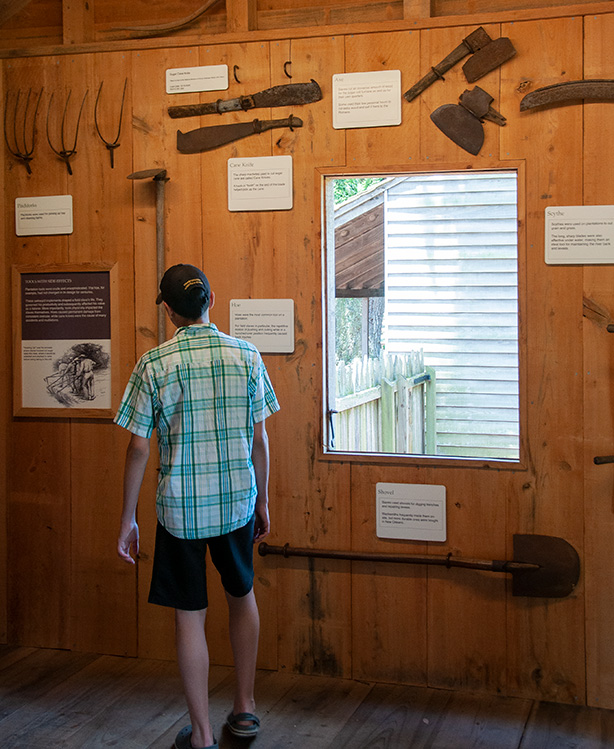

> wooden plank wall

[{"left": 2, "top": 4, "right": 614, "bottom": 709}]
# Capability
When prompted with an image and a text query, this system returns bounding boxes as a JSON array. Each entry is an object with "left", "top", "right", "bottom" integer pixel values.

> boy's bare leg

[
  {"left": 226, "top": 588, "right": 260, "bottom": 719},
  {"left": 175, "top": 608, "right": 215, "bottom": 747}
]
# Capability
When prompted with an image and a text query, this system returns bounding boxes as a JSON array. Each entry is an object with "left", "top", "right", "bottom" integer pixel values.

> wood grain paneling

[
  {"left": 5, "top": 55, "right": 71, "bottom": 649},
  {"left": 268, "top": 35, "right": 353, "bottom": 678},
  {"left": 345, "top": 30, "right": 420, "bottom": 164},
  {"left": 501, "top": 16, "right": 585, "bottom": 703},
  {"left": 583, "top": 11, "right": 614, "bottom": 710},
  {"left": 68, "top": 50, "right": 136, "bottom": 655},
  {"left": 0, "top": 52, "right": 6, "bottom": 643}
]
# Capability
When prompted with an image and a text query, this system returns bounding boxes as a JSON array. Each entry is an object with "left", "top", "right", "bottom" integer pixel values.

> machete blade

[
  {"left": 251, "top": 79, "right": 322, "bottom": 108},
  {"left": 177, "top": 116, "right": 303, "bottom": 153},
  {"left": 178, "top": 121, "right": 257, "bottom": 153},
  {"left": 168, "top": 80, "right": 322, "bottom": 118},
  {"left": 430, "top": 104, "right": 484, "bottom": 155},
  {"left": 462, "top": 37, "right": 516, "bottom": 83}
]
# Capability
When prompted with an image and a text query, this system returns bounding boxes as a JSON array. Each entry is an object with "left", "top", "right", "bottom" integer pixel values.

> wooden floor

[{"left": 3, "top": 645, "right": 614, "bottom": 748}]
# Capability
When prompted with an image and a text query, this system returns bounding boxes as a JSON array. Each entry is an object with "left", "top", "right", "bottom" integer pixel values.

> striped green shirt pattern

[{"left": 114, "top": 323, "right": 280, "bottom": 539}]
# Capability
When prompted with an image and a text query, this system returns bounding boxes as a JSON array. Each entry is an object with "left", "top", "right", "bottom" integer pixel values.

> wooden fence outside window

[{"left": 333, "top": 352, "right": 436, "bottom": 454}]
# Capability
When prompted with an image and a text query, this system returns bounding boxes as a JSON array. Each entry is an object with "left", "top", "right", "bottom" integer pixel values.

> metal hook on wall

[
  {"left": 284, "top": 61, "right": 292, "bottom": 79},
  {"left": 233, "top": 65, "right": 241, "bottom": 84}
]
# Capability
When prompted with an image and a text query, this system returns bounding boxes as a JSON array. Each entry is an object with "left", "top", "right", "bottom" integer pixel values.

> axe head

[
  {"left": 462, "top": 37, "right": 517, "bottom": 83},
  {"left": 430, "top": 104, "right": 484, "bottom": 155}
]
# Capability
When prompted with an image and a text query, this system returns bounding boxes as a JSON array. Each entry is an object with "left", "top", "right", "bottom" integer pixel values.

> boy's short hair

[{"left": 156, "top": 264, "right": 211, "bottom": 320}]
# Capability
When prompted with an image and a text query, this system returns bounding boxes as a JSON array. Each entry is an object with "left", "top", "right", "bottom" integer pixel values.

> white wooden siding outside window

[{"left": 382, "top": 171, "right": 519, "bottom": 459}]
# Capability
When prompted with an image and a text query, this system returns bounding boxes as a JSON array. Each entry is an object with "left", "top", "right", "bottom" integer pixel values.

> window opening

[{"left": 323, "top": 169, "right": 519, "bottom": 461}]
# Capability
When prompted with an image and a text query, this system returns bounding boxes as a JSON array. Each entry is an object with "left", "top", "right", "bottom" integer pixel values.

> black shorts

[{"left": 148, "top": 515, "right": 255, "bottom": 611}]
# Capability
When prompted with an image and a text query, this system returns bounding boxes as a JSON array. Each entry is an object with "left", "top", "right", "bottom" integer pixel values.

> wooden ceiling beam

[
  {"left": 63, "top": 0, "right": 94, "bottom": 44},
  {"left": 226, "top": 0, "right": 258, "bottom": 32}
]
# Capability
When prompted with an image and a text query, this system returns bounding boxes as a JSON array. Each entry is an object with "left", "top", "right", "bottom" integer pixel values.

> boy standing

[{"left": 115, "top": 264, "right": 280, "bottom": 749}]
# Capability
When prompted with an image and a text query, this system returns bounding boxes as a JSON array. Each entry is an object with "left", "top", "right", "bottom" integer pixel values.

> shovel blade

[
  {"left": 430, "top": 104, "right": 484, "bottom": 155},
  {"left": 462, "top": 37, "right": 516, "bottom": 83},
  {"left": 512, "top": 534, "right": 580, "bottom": 598}
]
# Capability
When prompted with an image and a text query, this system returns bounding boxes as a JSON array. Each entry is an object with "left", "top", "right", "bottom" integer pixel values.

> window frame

[{"left": 318, "top": 161, "right": 527, "bottom": 471}]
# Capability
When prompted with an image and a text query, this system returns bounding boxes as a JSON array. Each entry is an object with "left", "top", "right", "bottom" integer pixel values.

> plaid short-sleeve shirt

[{"left": 114, "top": 323, "right": 280, "bottom": 539}]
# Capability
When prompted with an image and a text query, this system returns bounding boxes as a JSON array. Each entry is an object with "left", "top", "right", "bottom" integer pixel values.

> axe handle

[{"left": 404, "top": 26, "right": 492, "bottom": 102}]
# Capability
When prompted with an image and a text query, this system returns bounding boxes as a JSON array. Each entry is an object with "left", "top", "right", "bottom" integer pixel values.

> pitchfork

[
  {"left": 46, "top": 89, "right": 88, "bottom": 175},
  {"left": 3, "top": 88, "right": 43, "bottom": 175}
]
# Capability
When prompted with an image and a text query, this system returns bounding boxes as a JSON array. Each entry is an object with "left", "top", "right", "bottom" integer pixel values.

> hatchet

[{"left": 403, "top": 27, "right": 516, "bottom": 102}]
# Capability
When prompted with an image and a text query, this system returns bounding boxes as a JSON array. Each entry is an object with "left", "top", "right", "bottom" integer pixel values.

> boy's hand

[
  {"left": 118, "top": 520, "right": 139, "bottom": 564},
  {"left": 253, "top": 502, "right": 270, "bottom": 541}
]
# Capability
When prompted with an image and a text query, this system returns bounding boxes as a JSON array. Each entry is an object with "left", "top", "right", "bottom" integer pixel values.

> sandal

[
  {"left": 174, "top": 725, "right": 218, "bottom": 749},
  {"left": 225, "top": 711, "right": 261, "bottom": 738}
]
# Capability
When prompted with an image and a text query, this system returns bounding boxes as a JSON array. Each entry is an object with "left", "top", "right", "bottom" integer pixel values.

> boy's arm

[
  {"left": 117, "top": 433, "right": 151, "bottom": 564},
  {"left": 252, "top": 419, "right": 270, "bottom": 541}
]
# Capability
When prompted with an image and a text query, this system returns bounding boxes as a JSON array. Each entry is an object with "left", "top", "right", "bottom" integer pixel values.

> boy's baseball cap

[{"left": 156, "top": 264, "right": 210, "bottom": 308}]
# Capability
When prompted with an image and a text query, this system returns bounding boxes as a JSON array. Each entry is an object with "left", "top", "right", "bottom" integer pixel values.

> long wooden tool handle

[{"left": 403, "top": 26, "right": 491, "bottom": 102}]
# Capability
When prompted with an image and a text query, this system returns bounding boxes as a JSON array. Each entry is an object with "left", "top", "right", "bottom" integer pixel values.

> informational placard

[
  {"left": 15, "top": 195, "right": 73, "bottom": 237},
  {"left": 376, "top": 483, "right": 446, "bottom": 542},
  {"left": 13, "top": 265, "right": 119, "bottom": 418},
  {"left": 228, "top": 156, "right": 293, "bottom": 212},
  {"left": 230, "top": 299, "right": 294, "bottom": 353},
  {"left": 332, "top": 70, "right": 402, "bottom": 130},
  {"left": 166, "top": 64, "right": 229, "bottom": 94},
  {"left": 545, "top": 205, "right": 614, "bottom": 264}
]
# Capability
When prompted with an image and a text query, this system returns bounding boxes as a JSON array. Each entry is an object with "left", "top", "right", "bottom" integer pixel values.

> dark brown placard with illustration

[{"left": 13, "top": 263, "right": 119, "bottom": 418}]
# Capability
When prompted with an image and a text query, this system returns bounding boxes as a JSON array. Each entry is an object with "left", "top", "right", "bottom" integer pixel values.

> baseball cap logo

[{"left": 183, "top": 278, "right": 205, "bottom": 291}]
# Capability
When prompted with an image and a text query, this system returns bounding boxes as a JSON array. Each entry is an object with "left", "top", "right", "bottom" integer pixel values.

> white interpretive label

[
  {"left": 545, "top": 205, "right": 614, "bottom": 264},
  {"left": 228, "top": 156, "right": 293, "bottom": 212},
  {"left": 230, "top": 299, "right": 294, "bottom": 353},
  {"left": 376, "top": 483, "right": 446, "bottom": 542},
  {"left": 15, "top": 195, "right": 73, "bottom": 236},
  {"left": 166, "top": 64, "right": 229, "bottom": 94},
  {"left": 332, "top": 70, "right": 402, "bottom": 129}
]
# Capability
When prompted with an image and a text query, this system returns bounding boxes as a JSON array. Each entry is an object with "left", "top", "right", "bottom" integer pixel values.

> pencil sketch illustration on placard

[{"left": 44, "top": 342, "right": 110, "bottom": 406}]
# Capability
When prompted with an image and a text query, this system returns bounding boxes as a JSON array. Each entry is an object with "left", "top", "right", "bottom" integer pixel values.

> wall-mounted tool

[
  {"left": 94, "top": 79, "right": 128, "bottom": 168},
  {"left": 46, "top": 89, "right": 88, "bottom": 175},
  {"left": 3, "top": 87, "right": 43, "bottom": 174},
  {"left": 462, "top": 36, "right": 516, "bottom": 82},
  {"left": 127, "top": 168, "right": 169, "bottom": 345},
  {"left": 259, "top": 533, "right": 580, "bottom": 598},
  {"left": 403, "top": 26, "right": 515, "bottom": 103},
  {"left": 109, "top": 0, "right": 221, "bottom": 37},
  {"left": 520, "top": 79, "right": 614, "bottom": 111},
  {"left": 430, "top": 86, "right": 506, "bottom": 155},
  {"left": 177, "top": 115, "right": 303, "bottom": 153},
  {"left": 168, "top": 79, "right": 322, "bottom": 119}
]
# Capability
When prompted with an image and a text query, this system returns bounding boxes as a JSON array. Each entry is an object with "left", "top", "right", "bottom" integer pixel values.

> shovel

[{"left": 258, "top": 534, "right": 581, "bottom": 598}]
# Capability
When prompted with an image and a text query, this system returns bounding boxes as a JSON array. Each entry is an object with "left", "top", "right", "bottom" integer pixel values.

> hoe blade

[{"left": 430, "top": 104, "right": 484, "bottom": 155}]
